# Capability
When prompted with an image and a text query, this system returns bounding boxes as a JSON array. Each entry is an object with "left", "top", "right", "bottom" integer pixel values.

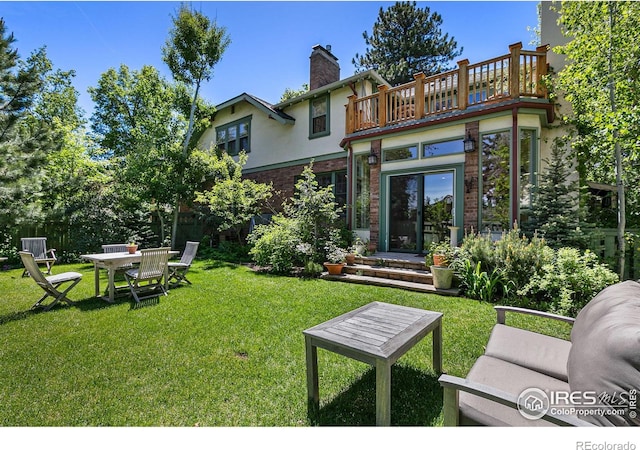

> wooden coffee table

[{"left": 303, "top": 301, "right": 443, "bottom": 426}]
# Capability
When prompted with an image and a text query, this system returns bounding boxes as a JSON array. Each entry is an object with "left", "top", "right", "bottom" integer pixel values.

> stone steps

[{"left": 321, "top": 255, "right": 459, "bottom": 296}]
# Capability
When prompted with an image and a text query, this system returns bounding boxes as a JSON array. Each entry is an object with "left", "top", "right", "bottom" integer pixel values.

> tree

[
  {"left": 162, "top": 5, "right": 231, "bottom": 248},
  {"left": 555, "top": 1, "right": 640, "bottom": 277},
  {"left": 194, "top": 151, "right": 272, "bottom": 242},
  {"left": 524, "top": 137, "right": 587, "bottom": 249},
  {"left": 280, "top": 83, "right": 309, "bottom": 102},
  {"left": 89, "top": 64, "right": 188, "bottom": 244},
  {"left": 353, "top": 1, "right": 462, "bottom": 86},
  {"left": 0, "top": 19, "right": 57, "bottom": 229}
]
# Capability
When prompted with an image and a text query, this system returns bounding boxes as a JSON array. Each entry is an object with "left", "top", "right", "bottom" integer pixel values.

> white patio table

[{"left": 81, "top": 250, "right": 178, "bottom": 303}]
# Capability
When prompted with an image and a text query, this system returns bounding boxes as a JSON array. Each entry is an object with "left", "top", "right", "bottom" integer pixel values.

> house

[{"left": 199, "top": 39, "right": 560, "bottom": 255}]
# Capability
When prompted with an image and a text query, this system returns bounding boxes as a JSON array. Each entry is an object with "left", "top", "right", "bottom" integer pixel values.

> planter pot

[
  {"left": 126, "top": 245, "right": 138, "bottom": 254},
  {"left": 430, "top": 265, "right": 454, "bottom": 290},
  {"left": 432, "top": 254, "right": 448, "bottom": 267},
  {"left": 345, "top": 253, "right": 356, "bottom": 265},
  {"left": 324, "top": 262, "right": 346, "bottom": 275}
]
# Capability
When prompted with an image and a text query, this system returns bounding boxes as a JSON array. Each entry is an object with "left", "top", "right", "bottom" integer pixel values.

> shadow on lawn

[{"left": 309, "top": 365, "right": 443, "bottom": 426}]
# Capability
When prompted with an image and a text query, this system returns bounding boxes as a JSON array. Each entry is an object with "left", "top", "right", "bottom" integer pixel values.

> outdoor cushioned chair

[
  {"left": 21, "top": 237, "right": 57, "bottom": 277},
  {"left": 124, "top": 247, "right": 170, "bottom": 303},
  {"left": 19, "top": 251, "right": 82, "bottom": 311},
  {"left": 168, "top": 241, "right": 199, "bottom": 286}
]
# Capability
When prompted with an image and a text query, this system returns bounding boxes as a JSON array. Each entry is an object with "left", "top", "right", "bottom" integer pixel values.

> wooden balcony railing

[{"left": 346, "top": 42, "right": 549, "bottom": 134}]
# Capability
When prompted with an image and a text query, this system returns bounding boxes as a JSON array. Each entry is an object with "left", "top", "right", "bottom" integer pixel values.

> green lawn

[{"left": 0, "top": 259, "right": 572, "bottom": 426}]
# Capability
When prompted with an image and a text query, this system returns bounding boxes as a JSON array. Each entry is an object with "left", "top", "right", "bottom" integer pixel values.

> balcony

[{"left": 345, "top": 42, "right": 549, "bottom": 135}]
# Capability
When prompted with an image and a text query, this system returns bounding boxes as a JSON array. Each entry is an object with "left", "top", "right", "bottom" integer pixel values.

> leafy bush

[
  {"left": 456, "top": 226, "right": 619, "bottom": 315},
  {"left": 518, "top": 247, "right": 620, "bottom": 316},
  {"left": 248, "top": 216, "right": 303, "bottom": 274}
]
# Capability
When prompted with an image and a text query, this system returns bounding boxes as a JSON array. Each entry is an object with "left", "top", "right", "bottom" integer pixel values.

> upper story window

[
  {"left": 309, "top": 96, "right": 330, "bottom": 138},
  {"left": 423, "top": 138, "right": 464, "bottom": 158},
  {"left": 216, "top": 116, "right": 251, "bottom": 155}
]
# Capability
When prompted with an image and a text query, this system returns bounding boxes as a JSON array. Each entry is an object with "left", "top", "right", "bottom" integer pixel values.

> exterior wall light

[
  {"left": 367, "top": 150, "right": 378, "bottom": 166},
  {"left": 463, "top": 133, "right": 476, "bottom": 153}
]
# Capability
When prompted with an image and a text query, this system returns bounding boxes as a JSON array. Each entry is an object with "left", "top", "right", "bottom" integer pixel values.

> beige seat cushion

[
  {"left": 460, "top": 355, "right": 572, "bottom": 426},
  {"left": 485, "top": 324, "right": 571, "bottom": 381}
]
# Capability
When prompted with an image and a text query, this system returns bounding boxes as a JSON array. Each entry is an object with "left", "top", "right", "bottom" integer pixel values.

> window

[
  {"left": 355, "top": 154, "right": 371, "bottom": 228},
  {"left": 519, "top": 129, "right": 536, "bottom": 226},
  {"left": 316, "top": 170, "right": 347, "bottom": 221},
  {"left": 216, "top": 116, "right": 251, "bottom": 155},
  {"left": 383, "top": 145, "right": 418, "bottom": 162},
  {"left": 423, "top": 139, "right": 464, "bottom": 158},
  {"left": 480, "top": 131, "right": 511, "bottom": 232},
  {"left": 309, "top": 96, "right": 329, "bottom": 138}
]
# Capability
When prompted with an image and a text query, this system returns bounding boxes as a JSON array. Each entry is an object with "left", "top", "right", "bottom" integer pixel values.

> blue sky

[{"left": 2, "top": 1, "right": 539, "bottom": 116}]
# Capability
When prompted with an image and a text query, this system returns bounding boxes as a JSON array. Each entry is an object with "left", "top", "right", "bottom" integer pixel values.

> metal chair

[
  {"left": 168, "top": 241, "right": 199, "bottom": 286},
  {"left": 124, "top": 247, "right": 170, "bottom": 303},
  {"left": 21, "top": 237, "right": 57, "bottom": 277},
  {"left": 19, "top": 251, "right": 82, "bottom": 311}
]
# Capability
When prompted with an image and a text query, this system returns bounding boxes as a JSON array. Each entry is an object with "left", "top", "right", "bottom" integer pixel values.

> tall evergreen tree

[
  {"left": 353, "top": 1, "right": 462, "bottom": 85},
  {"left": 525, "top": 137, "right": 587, "bottom": 249},
  {"left": 0, "top": 18, "right": 56, "bottom": 228}
]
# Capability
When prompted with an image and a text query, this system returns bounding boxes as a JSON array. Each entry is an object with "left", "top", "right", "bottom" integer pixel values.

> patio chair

[
  {"left": 19, "top": 251, "right": 82, "bottom": 311},
  {"left": 21, "top": 237, "right": 57, "bottom": 277},
  {"left": 124, "top": 247, "right": 170, "bottom": 303},
  {"left": 168, "top": 241, "right": 199, "bottom": 286}
]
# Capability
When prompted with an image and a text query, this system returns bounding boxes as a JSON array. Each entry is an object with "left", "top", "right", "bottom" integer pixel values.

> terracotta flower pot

[
  {"left": 323, "top": 262, "right": 345, "bottom": 275},
  {"left": 432, "top": 254, "right": 448, "bottom": 267},
  {"left": 126, "top": 244, "right": 138, "bottom": 254},
  {"left": 345, "top": 253, "right": 356, "bottom": 265}
]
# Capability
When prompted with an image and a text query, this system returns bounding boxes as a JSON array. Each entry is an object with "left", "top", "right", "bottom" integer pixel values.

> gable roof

[
  {"left": 274, "top": 69, "right": 389, "bottom": 109},
  {"left": 215, "top": 93, "right": 295, "bottom": 125}
]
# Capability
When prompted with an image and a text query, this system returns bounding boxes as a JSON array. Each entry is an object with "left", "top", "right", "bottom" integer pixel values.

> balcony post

[
  {"left": 536, "top": 44, "right": 549, "bottom": 97},
  {"left": 457, "top": 59, "right": 469, "bottom": 110},
  {"left": 378, "top": 85, "right": 388, "bottom": 128},
  {"left": 509, "top": 42, "right": 522, "bottom": 98},
  {"left": 346, "top": 94, "right": 357, "bottom": 134},
  {"left": 413, "top": 72, "right": 426, "bottom": 119}
]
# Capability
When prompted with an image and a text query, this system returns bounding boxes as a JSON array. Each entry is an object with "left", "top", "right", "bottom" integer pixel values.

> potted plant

[
  {"left": 426, "top": 239, "right": 457, "bottom": 289},
  {"left": 126, "top": 237, "right": 139, "bottom": 254},
  {"left": 323, "top": 243, "right": 346, "bottom": 275}
]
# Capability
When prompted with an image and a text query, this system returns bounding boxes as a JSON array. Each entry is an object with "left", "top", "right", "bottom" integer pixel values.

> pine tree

[
  {"left": 525, "top": 137, "right": 588, "bottom": 249},
  {"left": 353, "top": 1, "right": 462, "bottom": 86}
]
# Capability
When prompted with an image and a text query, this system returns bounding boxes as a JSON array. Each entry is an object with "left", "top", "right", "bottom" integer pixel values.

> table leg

[
  {"left": 376, "top": 359, "right": 392, "bottom": 426},
  {"left": 433, "top": 321, "right": 443, "bottom": 374},
  {"left": 93, "top": 264, "right": 100, "bottom": 298},
  {"left": 107, "top": 267, "right": 116, "bottom": 303},
  {"left": 305, "top": 336, "right": 319, "bottom": 415}
]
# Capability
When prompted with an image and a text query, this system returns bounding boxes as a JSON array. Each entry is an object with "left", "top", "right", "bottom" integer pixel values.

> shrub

[
  {"left": 248, "top": 216, "right": 303, "bottom": 274},
  {"left": 456, "top": 226, "right": 619, "bottom": 315},
  {"left": 518, "top": 247, "right": 619, "bottom": 316}
]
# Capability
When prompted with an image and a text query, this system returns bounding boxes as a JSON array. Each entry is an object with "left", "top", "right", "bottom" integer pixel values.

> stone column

[{"left": 369, "top": 139, "right": 381, "bottom": 252}]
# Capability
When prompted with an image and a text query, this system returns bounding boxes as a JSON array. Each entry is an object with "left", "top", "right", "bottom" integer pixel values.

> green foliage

[
  {"left": 523, "top": 136, "right": 589, "bottom": 249},
  {"left": 425, "top": 238, "right": 458, "bottom": 267},
  {"left": 195, "top": 150, "right": 272, "bottom": 242},
  {"left": 248, "top": 216, "right": 303, "bottom": 274},
  {"left": 279, "top": 83, "right": 309, "bottom": 102},
  {"left": 518, "top": 247, "right": 620, "bottom": 316},
  {"left": 455, "top": 226, "right": 618, "bottom": 315},
  {"left": 353, "top": 1, "right": 462, "bottom": 85},
  {"left": 248, "top": 163, "right": 346, "bottom": 274}
]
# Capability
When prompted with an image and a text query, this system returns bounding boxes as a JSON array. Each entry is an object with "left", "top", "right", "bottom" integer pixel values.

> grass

[{"left": 0, "top": 259, "right": 572, "bottom": 426}]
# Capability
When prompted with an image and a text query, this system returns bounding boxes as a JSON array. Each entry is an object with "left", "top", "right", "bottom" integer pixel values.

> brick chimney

[{"left": 309, "top": 44, "right": 340, "bottom": 90}]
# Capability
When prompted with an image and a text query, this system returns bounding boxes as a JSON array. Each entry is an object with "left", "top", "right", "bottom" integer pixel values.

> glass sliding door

[
  {"left": 423, "top": 172, "right": 454, "bottom": 247},
  {"left": 388, "top": 170, "right": 454, "bottom": 252},
  {"left": 389, "top": 175, "right": 419, "bottom": 251}
]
